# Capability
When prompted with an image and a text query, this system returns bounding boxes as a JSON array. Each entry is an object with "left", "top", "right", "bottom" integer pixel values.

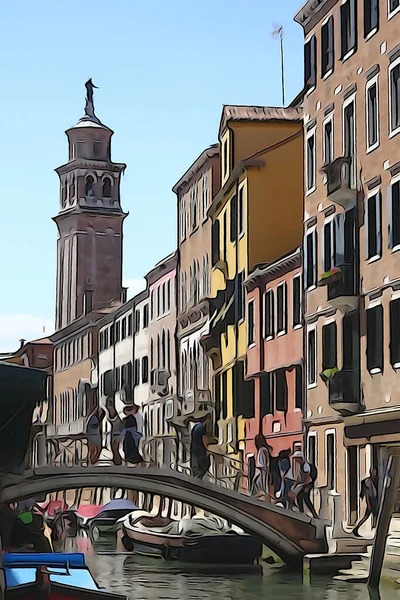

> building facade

[
  {"left": 172, "top": 144, "right": 220, "bottom": 473},
  {"left": 143, "top": 253, "right": 178, "bottom": 468},
  {"left": 133, "top": 290, "right": 150, "bottom": 415},
  {"left": 245, "top": 249, "right": 304, "bottom": 462},
  {"left": 295, "top": 0, "right": 400, "bottom": 531},
  {"left": 202, "top": 105, "right": 304, "bottom": 489}
]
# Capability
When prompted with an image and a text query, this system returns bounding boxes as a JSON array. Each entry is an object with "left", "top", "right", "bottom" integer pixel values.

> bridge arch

[{"left": 0, "top": 467, "right": 328, "bottom": 565}]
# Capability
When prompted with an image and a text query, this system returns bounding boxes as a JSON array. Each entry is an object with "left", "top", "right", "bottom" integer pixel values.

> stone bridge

[{"left": 0, "top": 466, "right": 328, "bottom": 565}]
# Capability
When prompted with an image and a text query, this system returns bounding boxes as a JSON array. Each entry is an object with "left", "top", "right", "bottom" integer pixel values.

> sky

[{"left": 0, "top": 0, "right": 304, "bottom": 352}]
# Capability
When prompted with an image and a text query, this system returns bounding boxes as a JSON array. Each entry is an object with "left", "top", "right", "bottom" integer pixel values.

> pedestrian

[
  {"left": 105, "top": 397, "right": 123, "bottom": 466},
  {"left": 251, "top": 435, "right": 273, "bottom": 499},
  {"left": 291, "top": 451, "right": 318, "bottom": 518},
  {"left": 122, "top": 405, "right": 143, "bottom": 465},
  {"left": 86, "top": 407, "right": 105, "bottom": 465},
  {"left": 277, "top": 449, "right": 296, "bottom": 509},
  {"left": 353, "top": 467, "right": 379, "bottom": 537},
  {"left": 190, "top": 416, "right": 210, "bottom": 480}
]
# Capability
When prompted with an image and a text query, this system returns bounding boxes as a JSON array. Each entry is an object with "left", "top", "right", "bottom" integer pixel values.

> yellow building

[{"left": 202, "top": 105, "right": 304, "bottom": 489}]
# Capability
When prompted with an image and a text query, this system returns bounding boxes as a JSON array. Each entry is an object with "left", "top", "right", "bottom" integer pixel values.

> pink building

[{"left": 244, "top": 248, "right": 304, "bottom": 460}]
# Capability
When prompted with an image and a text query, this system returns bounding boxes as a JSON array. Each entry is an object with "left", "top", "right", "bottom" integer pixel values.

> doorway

[{"left": 347, "top": 445, "right": 359, "bottom": 526}]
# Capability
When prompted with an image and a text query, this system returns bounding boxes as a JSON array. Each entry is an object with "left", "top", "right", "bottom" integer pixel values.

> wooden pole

[{"left": 368, "top": 453, "right": 400, "bottom": 590}]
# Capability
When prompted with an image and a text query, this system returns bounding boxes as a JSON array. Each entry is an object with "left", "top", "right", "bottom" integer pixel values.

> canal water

[{"left": 61, "top": 533, "right": 399, "bottom": 599}]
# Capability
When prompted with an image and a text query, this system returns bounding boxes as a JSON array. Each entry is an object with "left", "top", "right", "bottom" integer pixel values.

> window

[
  {"left": 389, "top": 0, "right": 400, "bottom": 17},
  {"left": 202, "top": 254, "right": 209, "bottom": 297},
  {"left": 322, "top": 322, "right": 337, "bottom": 371},
  {"left": 364, "top": 0, "right": 379, "bottom": 37},
  {"left": 162, "top": 282, "right": 166, "bottom": 314},
  {"left": 340, "top": 0, "right": 357, "bottom": 59},
  {"left": 277, "top": 283, "right": 287, "bottom": 335},
  {"left": 135, "top": 309, "right": 140, "bottom": 332},
  {"left": 367, "top": 305, "right": 384, "bottom": 372},
  {"left": 157, "top": 286, "right": 161, "bottom": 317},
  {"left": 85, "top": 175, "right": 94, "bottom": 196},
  {"left": 304, "top": 35, "right": 316, "bottom": 90},
  {"left": 366, "top": 191, "right": 382, "bottom": 259},
  {"left": 308, "top": 434, "right": 316, "bottom": 467},
  {"left": 295, "top": 365, "right": 303, "bottom": 410},
  {"left": 121, "top": 317, "right": 126, "bottom": 340},
  {"left": 321, "top": 16, "right": 334, "bottom": 77},
  {"left": 323, "top": 219, "right": 336, "bottom": 272},
  {"left": 343, "top": 98, "right": 356, "bottom": 188},
  {"left": 190, "top": 184, "right": 198, "bottom": 231},
  {"left": 390, "top": 299, "right": 400, "bottom": 367},
  {"left": 143, "top": 304, "right": 149, "bottom": 328},
  {"left": 389, "top": 180, "right": 400, "bottom": 249},
  {"left": 102, "top": 177, "right": 112, "bottom": 197},
  {"left": 179, "top": 194, "right": 187, "bottom": 242},
  {"left": 230, "top": 194, "right": 237, "bottom": 242},
  {"left": 221, "top": 370, "right": 228, "bottom": 420},
  {"left": 223, "top": 138, "right": 228, "bottom": 179},
  {"left": 306, "top": 130, "right": 316, "bottom": 192},
  {"left": 134, "top": 359, "right": 140, "bottom": 386},
  {"left": 293, "top": 275, "right": 302, "bottom": 328},
  {"left": 308, "top": 329, "right": 317, "bottom": 386},
  {"left": 264, "top": 290, "right": 274, "bottom": 338},
  {"left": 238, "top": 185, "right": 245, "bottom": 236},
  {"left": 260, "top": 373, "right": 274, "bottom": 417},
  {"left": 389, "top": 60, "right": 400, "bottom": 135},
  {"left": 127, "top": 314, "right": 132, "bottom": 336},
  {"left": 202, "top": 171, "right": 209, "bottom": 219},
  {"left": 142, "top": 356, "right": 149, "bottom": 383},
  {"left": 150, "top": 291, "right": 154, "bottom": 320},
  {"left": 247, "top": 300, "right": 255, "bottom": 346},
  {"left": 326, "top": 432, "right": 336, "bottom": 491},
  {"left": 223, "top": 210, "right": 227, "bottom": 260},
  {"left": 304, "top": 229, "right": 318, "bottom": 289},
  {"left": 275, "top": 369, "right": 288, "bottom": 413},
  {"left": 366, "top": 77, "right": 379, "bottom": 150},
  {"left": 211, "top": 220, "right": 220, "bottom": 266},
  {"left": 323, "top": 117, "right": 334, "bottom": 164},
  {"left": 166, "top": 280, "right": 171, "bottom": 311}
]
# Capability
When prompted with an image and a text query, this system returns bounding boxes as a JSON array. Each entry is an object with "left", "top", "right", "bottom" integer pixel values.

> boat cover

[
  {"left": 100, "top": 499, "right": 138, "bottom": 513},
  {"left": 160, "top": 516, "right": 236, "bottom": 537},
  {"left": 4, "top": 567, "right": 99, "bottom": 591},
  {"left": 3, "top": 553, "right": 86, "bottom": 568}
]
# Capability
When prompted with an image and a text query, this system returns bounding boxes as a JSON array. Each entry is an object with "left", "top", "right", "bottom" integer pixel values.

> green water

[{"left": 63, "top": 534, "right": 399, "bottom": 599}]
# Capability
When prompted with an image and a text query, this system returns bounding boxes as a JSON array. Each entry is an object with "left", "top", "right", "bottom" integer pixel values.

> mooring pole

[{"left": 368, "top": 453, "right": 400, "bottom": 590}]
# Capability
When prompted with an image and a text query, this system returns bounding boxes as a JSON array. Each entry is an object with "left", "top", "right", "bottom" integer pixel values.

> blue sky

[{"left": 0, "top": 0, "right": 304, "bottom": 351}]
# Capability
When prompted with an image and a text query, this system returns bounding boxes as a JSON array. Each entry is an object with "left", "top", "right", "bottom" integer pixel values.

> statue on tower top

[{"left": 84, "top": 79, "right": 99, "bottom": 118}]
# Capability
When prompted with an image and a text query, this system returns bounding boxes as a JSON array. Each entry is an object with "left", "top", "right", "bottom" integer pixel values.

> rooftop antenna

[{"left": 272, "top": 24, "right": 285, "bottom": 106}]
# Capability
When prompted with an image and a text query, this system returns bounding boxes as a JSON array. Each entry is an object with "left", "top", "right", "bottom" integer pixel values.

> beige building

[
  {"left": 172, "top": 144, "right": 220, "bottom": 471},
  {"left": 295, "top": 0, "right": 400, "bottom": 532}
]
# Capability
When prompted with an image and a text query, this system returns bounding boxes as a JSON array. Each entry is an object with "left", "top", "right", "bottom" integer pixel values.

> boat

[
  {"left": 2, "top": 552, "right": 127, "bottom": 599},
  {"left": 86, "top": 499, "right": 139, "bottom": 538},
  {"left": 75, "top": 505, "right": 104, "bottom": 529},
  {"left": 121, "top": 512, "right": 263, "bottom": 564}
]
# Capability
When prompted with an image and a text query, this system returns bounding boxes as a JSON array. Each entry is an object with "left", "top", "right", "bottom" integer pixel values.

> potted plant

[
  {"left": 320, "top": 367, "right": 339, "bottom": 383},
  {"left": 318, "top": 266, "right": 342, "bottom": 286}
]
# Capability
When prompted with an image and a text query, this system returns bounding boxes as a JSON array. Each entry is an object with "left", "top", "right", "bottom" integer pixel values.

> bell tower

[{"left": 54, "top": 80, "right": 127, "bottom": 331}]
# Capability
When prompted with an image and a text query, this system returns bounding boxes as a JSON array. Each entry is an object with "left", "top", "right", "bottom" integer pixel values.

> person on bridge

[
  {"left": 353, "top": 467, "right": 379, "bottom": 537},
  {"left": 190, "top": 417, "right": 210, "bottom": 480},
  {"left": 251, "top": 435, "right": 273, "bottom": 500},
  {"left": 291, "top": 451, "right": 318, "bottom": 519},
  {"left": 86, "top": 406, "right": 106, "bottom": 465},
  {"left": 277, "top": 449, "right": 296, "bottom": 509},
  {"left": 122, "top": 405, "right": 143, "bottom": 465},
  {"left": 105, "top": 396, "right": 123, "bottom": 466}
]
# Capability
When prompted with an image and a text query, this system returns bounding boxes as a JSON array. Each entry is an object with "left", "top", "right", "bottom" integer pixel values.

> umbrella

[
  {"left": 75, "top": 504, "right": 103, "bottom": 519},
  {"left": 99, "top": 499, "right": 138, "bottom": 513}
]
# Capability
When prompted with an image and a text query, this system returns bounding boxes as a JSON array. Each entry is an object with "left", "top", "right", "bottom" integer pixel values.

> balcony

[
  {"left": 150, "top": 369, "right": 170, "bottom": 397},
  {"left": 326, "top": 263, "right": 358, "bottom": 311},
  {"left": 328, "top": 370, "right": 362, "bottom": 416},
  {"left": 46, "top": 417, "right": 87, "bottom": 438},
  {"left": 322, "top": 157, "right": 357, "bottom": 210}
]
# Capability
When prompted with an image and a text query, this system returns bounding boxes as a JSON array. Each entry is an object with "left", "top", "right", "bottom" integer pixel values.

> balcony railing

[
  {"left": 328, "top": 370, "right": 362, "bottom": 416},
  {"left": 326, "top": 263, "right": 358, "bottom": 310},
  {"left": 322, "top": 157, "right": 357, "bottom": 210}
]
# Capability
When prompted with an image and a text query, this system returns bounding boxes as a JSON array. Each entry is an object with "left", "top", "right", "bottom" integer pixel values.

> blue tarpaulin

[{"left": 99, "top": 499, "right": 138, "bottom": 513}]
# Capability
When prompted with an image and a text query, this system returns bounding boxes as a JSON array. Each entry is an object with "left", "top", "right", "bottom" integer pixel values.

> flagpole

[{"left": 280, "top": 35, "right": 285, "bottom": 106}]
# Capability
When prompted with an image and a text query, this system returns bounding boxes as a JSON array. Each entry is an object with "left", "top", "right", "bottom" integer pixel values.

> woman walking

[
  {"left": 122, "top": 405, "right": 143, "bottom": 465},
  {"left": 251, "top": 435, "right": 272, "bottom": 499}
]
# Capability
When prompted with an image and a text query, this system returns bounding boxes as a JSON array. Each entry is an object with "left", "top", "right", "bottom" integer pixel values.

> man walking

[
  {"left": 190, "top": 417, "right": 210, "bottom": 480},
  {"left": 353, "top": 467, "right": 379, "bottom": 537}
]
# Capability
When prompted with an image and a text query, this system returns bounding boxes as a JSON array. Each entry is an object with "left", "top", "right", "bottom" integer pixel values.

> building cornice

[
  {"left": 245, "top": 248, "right": 301, "bottom": 291},
  {"left": 145, "top": 252, "right": 178, "bottom": 286},
  {"left": 294, "top": 0, "right": 339, "bottom": 34},
  {"left": 50, "top": 304, "right": 121, "bottom": 344},
  {"left": 55, "top": 160, "right": 126, "bottom": 177},
  {"left": 172, "top": 145, "right": 219, "bottom": 195}
]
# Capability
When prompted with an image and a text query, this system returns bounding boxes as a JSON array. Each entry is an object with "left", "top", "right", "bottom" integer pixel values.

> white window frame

[
  {"left": 307, "top": 324, "right": 318, "bottom": 389},
  {"left": 322, "top": 113, "right": 334, "bottom": 165},
  {"left": 340, "top": 0, "right": 357, "bottom": 62},
  {"left": 264, "top": 288, "right": 274, "bottom": 340},
  {"left": 342, "top": 93, "right": 357, "bottom": 190},
  {"left": 365, "top": 298, "right": 384, "bottom": 374},
  {"left": 345, "top": 444, "right": 360, "bottom": 525},
  {"left": 307, "top": 431, "right": 317, "bottom": 466},
  {"left": 390, "top": 173, "right": 400, "bottom": 252},
  {"left": 276, "top": 282, "right": 287, "bottom": 336},
  {"left": 388, "top": 0, "right": 400, "bottom": 19},
  {"left": 238, "top": 181, "right": 246, "bottom": 238},
  {"left": 292, "top": 274, "right": 302, "bottom": 330},
  {"left": 366, "top": 74, "right": 380, "bottom": 153},
  {"left": 304, "top": 225, "right": 318, "bottom": 291},
  {"left": 322, "top": 214, "right": 336, "bottom": 273},
  {"left": 389, "top": 57, "right": 400, "bottom": 138},
  {"left": 247, "top": 299, "right": 256, "bottom": 348},
  {"left": 325, "top": 428, "right": 337, "bottom": 492},
  {"left": 305, "top": 127, "right": 317, "bottom": 195},
  {"left": 202, "top": 171, "right": 209, "bottom": 221}
]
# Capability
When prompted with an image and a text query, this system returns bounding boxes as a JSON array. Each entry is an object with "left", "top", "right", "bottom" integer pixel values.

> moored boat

[
  {"left": 86, "top": 499, "right": 139, "bottom": 538},
  {"left": 121, "top": 513, "right": 263, "bottom": 564},
  {"left": 2, "top": 552, "right": 126, "bottom": 599}
]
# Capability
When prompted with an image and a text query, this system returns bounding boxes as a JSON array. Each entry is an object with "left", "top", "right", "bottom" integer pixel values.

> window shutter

[
  {"left": 230, "top": 194, "right": 237, "bottom": 242},
  {"left": 365, "top": 197, "right": 370, "bottom": 259},
  {"left": 377, "top": 191, "right": 382, "bottom": 256},
  {"left": 328, "top": 16, "right": 334, "bottom": 72},
  {"left": 311, "top": 35, "right": 317, "bottom": 87},
  {"left": 303, "top": 234, "right": 309, "bottom": 290},
  {"left": 335, "top": 213, "right": 345, "bottom": 266},
  {"left": 388, "top": 185, "right": 393, "bottom": 250},
  {"left": 313, "top": 230, "right": 318, "bottom": 286},
  {"left": 350, "top": 0, "right": 357, "bottom": 51}
]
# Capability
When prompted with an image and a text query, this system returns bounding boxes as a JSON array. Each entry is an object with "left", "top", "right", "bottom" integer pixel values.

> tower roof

[{"left": 68, "top": 79, "right": 112, "bottom": 133}]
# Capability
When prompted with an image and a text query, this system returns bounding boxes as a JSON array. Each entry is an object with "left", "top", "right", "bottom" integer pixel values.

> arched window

[
  {"left": 194, "top": 260, "right": 200, "bottom": 304},
  {"left": 181, "top": 272, "right": 187, "bottom": 311},
  {"left": 85, "top": 175, "right": 94, "bottom": 196},
  {"left": 167, "top": 330, "right": 171, "bottom": 370},
  {"left": 161, "top": 329, "right": 166, "bottom": 369},
  {"left": 203, "top": 254, "right": 209, "bottom": 297},
  {"left": 157, "top": 334, "right": 161, "bottom": 368},
  {"left": 69, "top": 178, "right": 75, "bottom": 203},
  {"left": 102, "top": 177, "right": 112, "bottom": 197}
]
